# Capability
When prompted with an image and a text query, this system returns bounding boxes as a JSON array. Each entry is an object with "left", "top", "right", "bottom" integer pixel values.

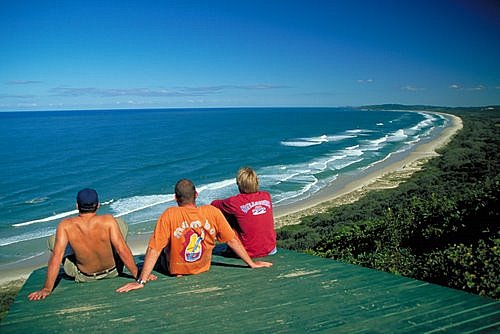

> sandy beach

[
  {"left": 0, "top": 111, "right": 463, "bottom": 290},
  {"left": 274, "top": 111, "right": 463, "bottom": 227}
]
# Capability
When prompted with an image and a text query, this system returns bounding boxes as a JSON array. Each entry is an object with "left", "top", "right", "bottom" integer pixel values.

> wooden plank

[{"left": 2, "top": 249, "right": 499, "bottom": 333}]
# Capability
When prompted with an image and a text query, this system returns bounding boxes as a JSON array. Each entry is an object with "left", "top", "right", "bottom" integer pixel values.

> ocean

[{"left": 0, "top": 107, "right": 448, "bottom": 268}]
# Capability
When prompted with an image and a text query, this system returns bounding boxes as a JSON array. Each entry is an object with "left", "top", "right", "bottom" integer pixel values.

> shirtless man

[{"left": 29, "top": 188, "right": 145, "bottom": 301}]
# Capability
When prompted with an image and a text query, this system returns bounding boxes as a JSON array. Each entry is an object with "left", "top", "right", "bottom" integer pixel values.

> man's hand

[
  {"left": 226, "top": 237, "right": 274, "bottom": 269},
  {"left": 116, "top": 281, "right": 145, "bottom": 293},
  {"left": 28, "top": 288, "right": 51, "bottom": 301},
  {"left": 250, "top": 260, "right": 273, "bottom": 268}
]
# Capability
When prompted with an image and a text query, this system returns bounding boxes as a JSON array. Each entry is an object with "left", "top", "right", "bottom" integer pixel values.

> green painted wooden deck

[{"left": 2, "top": 249, "right": 499, "bottom": 333}]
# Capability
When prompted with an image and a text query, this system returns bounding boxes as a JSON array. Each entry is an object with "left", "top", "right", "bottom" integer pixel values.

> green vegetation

[
  {"left": 0, "top": 280, "right": 24, "bottom": 321},
  {"left": 277, "top": 106, "right": 500, "bottom": 299}
]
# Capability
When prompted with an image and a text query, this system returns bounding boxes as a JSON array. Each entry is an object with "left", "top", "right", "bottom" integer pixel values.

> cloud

[
  {"left": 6, "top": 80, "right": 42, "bottom": 85},
  {"left": 357, "top": 79, "right": 374, "bottom": 84},
  {"left": 298, "top": 91, "right": 342, "bottom": 96},
  {"left": 243, "top": 84, "right": 290, "bottom": 90},
  {"left": 178, "top": 84, "right": 289, "bottom": 92},
  {"left": 466, "top": 85, "right": 485, "bottom": 91},
  {"left": 401, "top": 85, "right": 425, "bottom": 92},
  {"left": 15, "top": 102, "right": 39, "bottom": 107},
  {"left": 449, "top": 84, "right": 487, "bottom": 91},
  {"left": 50, "top": 84, "right": 289, "bottom": 98},
  {"left": 50, "top": 87, "right": 191, "bottom": 98},
  {"left": 0, "top": 93, "right": 37, "bottom": 99}
]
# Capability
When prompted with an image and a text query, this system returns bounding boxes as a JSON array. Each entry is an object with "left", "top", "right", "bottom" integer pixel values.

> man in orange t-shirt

[{"left": 117, "top": 179, "right": 272, "bottom": 293}]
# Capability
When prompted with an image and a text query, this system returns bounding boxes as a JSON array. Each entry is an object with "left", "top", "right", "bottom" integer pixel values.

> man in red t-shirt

[
  {"left": 117, "top": 179, "right": 272, "bottom": 293},
  {"left": 211, "top": 167, "right": 277, "bottom": 258}
]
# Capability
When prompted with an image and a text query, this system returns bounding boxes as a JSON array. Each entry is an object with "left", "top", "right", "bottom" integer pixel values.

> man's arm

[
  {"left": 211, "top": 198, "right": 234, "bottom": 215},
  {"left": 116, "top": 246, "right": 161, "bottom": 293},
  {"left": 28, "top": 225, "right": 68, "bottom": 301},
  {"left": 226, "top": 237, "right": 272, "bottom": 269},
  {"left": 109, "top": 218, "right": 139, "bottom": 279}
]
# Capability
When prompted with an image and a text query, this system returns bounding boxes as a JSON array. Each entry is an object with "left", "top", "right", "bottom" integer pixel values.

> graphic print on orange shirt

[{"left": 183, "top": 229, "right": 204, "bottom": 262}]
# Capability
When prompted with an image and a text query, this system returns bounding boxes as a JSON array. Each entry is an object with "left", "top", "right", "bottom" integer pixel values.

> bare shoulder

[
  {"left": 98, "top": 214, "right": 118, "bottom": 225},
  {"left": 58, "top": 216, "right": 79, "bottom": 228}
]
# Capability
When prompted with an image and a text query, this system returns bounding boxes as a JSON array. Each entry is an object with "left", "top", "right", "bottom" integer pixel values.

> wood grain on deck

[{"left": 2, "top": 249, "right": 499, "bottom": 333}]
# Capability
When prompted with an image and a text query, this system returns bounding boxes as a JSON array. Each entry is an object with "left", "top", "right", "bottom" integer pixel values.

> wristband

[{"left": 136, "top": 278, "right": 147, "bottom": 285}]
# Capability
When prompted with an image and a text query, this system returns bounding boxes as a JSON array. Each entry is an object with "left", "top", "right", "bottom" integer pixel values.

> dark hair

[
  {"left": 78, "top": 203, "right": 98, "bottom": 214},
  {"left": 175, "top": 179, "right": 196, "bottom": 205}
]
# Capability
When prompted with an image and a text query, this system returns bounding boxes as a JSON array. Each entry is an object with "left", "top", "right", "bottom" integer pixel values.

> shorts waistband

[{"left": 79, "top": 266, "right": 116, "bottom": 277}]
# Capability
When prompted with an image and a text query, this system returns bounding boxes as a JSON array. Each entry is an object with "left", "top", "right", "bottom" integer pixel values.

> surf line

[
  {"left": 12, "top": 199, "right": 115, "bottom": 227},
  {"left": 12, "top": 210, "right": 79, "bottom": 227},
  {"left": 114, "top": 196, "right": 175, "bottom": 217}
]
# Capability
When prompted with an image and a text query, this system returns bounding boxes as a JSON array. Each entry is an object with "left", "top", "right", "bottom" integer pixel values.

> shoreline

[
  {"left": 274, "top": 111, "right": 463, "bottom": 227},
  {"left": 0, "top": 111, "right": 463, "bottom": 288}
]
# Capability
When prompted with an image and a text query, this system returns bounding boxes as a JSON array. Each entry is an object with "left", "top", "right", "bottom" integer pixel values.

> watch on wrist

[{"left": 136, "top": 278, "right": 147, "bottom": 285}]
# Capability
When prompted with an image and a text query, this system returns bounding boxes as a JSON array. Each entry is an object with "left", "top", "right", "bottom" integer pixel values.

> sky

[{"left": 1, "top": 0, "right": 499, "bottom": 111}]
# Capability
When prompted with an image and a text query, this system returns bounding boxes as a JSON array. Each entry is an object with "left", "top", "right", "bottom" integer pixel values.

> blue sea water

[{"left": 0, "top": 107, "right": 448, "bottom": 267}]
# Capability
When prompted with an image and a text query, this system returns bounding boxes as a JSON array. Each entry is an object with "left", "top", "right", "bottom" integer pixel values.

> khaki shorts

[{"left": 72, "top": 266, "right": 119, "bottom": 283}]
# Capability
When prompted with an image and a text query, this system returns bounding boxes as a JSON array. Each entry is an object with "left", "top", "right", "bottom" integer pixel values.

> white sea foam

[
  {"left": 261, "top": 143, "right": 370, "bottom": 205},
  {"left": 10, "top": 180, "right": 235, "bottom": 233},
  {"left": 387, "top": 129, "right": 408, "bottom": 142},
  {"left": 1, "top": 251, "right": 46, "bottom": 264},
  {"left": 337, "top": 158, "right": 363, "bottom": 170},
  {"left": 12, "top": 210, "right": 79, "bottom": 227},
  {"left": 281, "top": 134, "right": 328, "bottom": 147},
  {"left": 281, "top": 140, "right": 323, "bottom": 147},
  {"left": 273, "top": 175, "right": 320, "bottom": 204},
  {"left": 280, "top": 133, "right": 355, "bottom": 147},
  {"left": 107, "top": 179, "right": 237, "bottom": 219},
  {"left": 281, "top": 135, "right": 327, "bottom": 147},
  {"left": 197, "top": 178, "right": 235, "bottom": 192},
  {"left": 326, "top": 134, "right": 356, "bottom": 141},
  {"left": 345, "top": 129, "right": 366, "bottom": 134},
  {"left": 312, "top": 134, "right": 329, "bottom": 142},
  {"left": 111, "top": 194, "right": 175, "bottom": 217},
  {"left": 12, "top": 199, "right": 116, "bottom": 227},
  {"left": 368, "top": 136, "right": 388, "bottom": 145},
  {"left": 409, "top": 112, "right": 436, "bottom": 132},
  {"left": 342, "top": 147, "right": 363, "bottom": 156},
  {"left": 0, "top": 228, "right": 55, "bottom": 246},
  {"left": 25, "top": 197, "right": 49, "bottom": 204},
  {"left": 358, "top": 152, "right": 394, "bottom": 171},
  {"left": 275, "top": 170, "right": 310, "bottom": 184},
  {"left": 361, "top": 135, "right": 388, "bottom": 151}
]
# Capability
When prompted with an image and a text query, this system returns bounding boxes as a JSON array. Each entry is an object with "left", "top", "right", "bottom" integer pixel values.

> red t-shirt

[
  {"left": 211, "top": 191, "right": 276, "bottom": 258},
  {"left": 148, "top": 205, "right": 235, "bottom": 275}
]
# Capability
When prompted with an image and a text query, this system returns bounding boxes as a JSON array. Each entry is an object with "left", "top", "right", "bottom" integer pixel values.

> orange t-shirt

[{"left": 148, "top": 205, "right": 235, "bottom": 275}]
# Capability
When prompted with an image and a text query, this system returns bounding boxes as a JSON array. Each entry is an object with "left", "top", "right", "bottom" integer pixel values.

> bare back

[{"left": 60, "top": 214, "right": 119, "bottom": 274}]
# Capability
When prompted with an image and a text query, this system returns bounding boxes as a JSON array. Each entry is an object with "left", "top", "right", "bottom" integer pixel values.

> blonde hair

[{"left": 236, "top": 167, "right": 259, "bottom": 194}]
